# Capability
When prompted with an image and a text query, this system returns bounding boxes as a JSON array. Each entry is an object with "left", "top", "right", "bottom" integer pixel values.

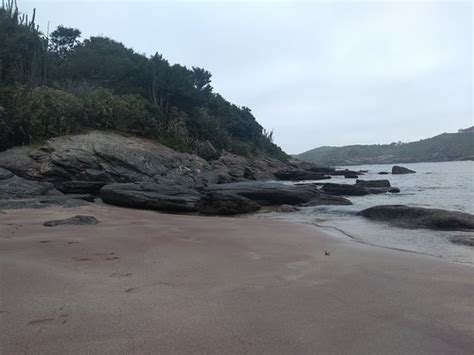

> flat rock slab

[
  {"left": 204, "top": 181, "right": 321, "bottom": 205},
  {"left": 44, "top": 215, "right": 99, "bottom": 227},
  {"left": 359, "top": 205, "right": 474, "bottom": 231},
  {"left": 101, "top": 183, "right": 203, "bottom": 212}
]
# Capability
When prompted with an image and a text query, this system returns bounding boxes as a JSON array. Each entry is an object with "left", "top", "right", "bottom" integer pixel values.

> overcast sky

[{"left": 22, "top": 0, "right": 473, "bottom": 153}]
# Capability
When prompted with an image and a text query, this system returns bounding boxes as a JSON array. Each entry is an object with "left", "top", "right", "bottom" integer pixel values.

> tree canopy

[{"left": 0, "top": 1, "right": 287, "bottom": 160}]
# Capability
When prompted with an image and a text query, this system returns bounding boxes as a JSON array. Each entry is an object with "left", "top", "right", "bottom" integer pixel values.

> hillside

[
  {"left": 297, "top": 128, "right": 474, "bottom": 166},
  {"left": 0, "top": 1, "right": 286, "bottom": 160}
]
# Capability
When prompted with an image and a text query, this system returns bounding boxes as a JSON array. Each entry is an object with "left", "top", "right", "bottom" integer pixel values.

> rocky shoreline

[{"left": 1, "top": 131, "right": 473, "bottom": 242}]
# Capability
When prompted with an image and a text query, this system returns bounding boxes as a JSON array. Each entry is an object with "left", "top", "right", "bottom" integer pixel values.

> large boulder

[
  {"left": 197, "top": 193, "right": 261, "bottom": 215},
  {"left": 101, "top": 183, "right": 203, "bottom": 212},
  {"left": 203, "top": 181, "right": 321, "bottom": 205},
  {"left": 392, "top": 165, "right": 416, "bottom": 174},
  {"left": 359, "top": 205, "right": 474, "bottom": 231}
]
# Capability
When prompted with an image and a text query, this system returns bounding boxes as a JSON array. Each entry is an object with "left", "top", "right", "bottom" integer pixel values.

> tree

[
  {"left": 191, "top": 66, "right": 212, "bottom": 92},
  {"left": 49, "top": 25, "right": 81, "bottom": 59}
]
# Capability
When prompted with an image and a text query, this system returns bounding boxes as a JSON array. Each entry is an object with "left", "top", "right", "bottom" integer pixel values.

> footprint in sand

[
  {"left": 27, "top": 307, "right": 69, "bottom": 326},
  {"left": 124, "top": 287, "right": 138, "bottom": 293},
  {"left": 66, "top": 241, "right": 79, "bottom": 245},
  {"left": 109, "top": 272, "right": 133, "bottom": 279},
  {"left": 40, "top": 240, "right": 52, "bottom": 244},
  {"left": 72, "top": 257, "right": 90, "bottom": 261},
  {"left": 106, "top": 256, "right": 120, "bottom": 261}
]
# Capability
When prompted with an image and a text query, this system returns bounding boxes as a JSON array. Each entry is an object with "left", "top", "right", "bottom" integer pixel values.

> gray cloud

[{"left": 23, "top": 0, "right": 473, "bottom": 153}]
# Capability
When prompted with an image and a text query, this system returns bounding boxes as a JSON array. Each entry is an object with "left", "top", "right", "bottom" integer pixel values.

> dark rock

[
  {"left": 392, "top": 165, "right": 416, "bottom": 174},
  {"left": 204, "top": 181, "right": 321, "bottom": 205},
  {"left": 101, "top": 183, "right": 202, "bottom": 212},
  {"left": 306, "top": 166, "right": 336, "bottom": 174},
  {"left": 378, "top": 172, "right": 389, "bottom": 175},
  {"left": 451, "top": 235, "right": 474, "bottom": 247},
  {"left": 343, "top": 173, "right": 359, "bottom": 179},
  {"left": 0, "top": 167, "right": 14, "bottom": 180},
  {"left": 0, "top": 132, "right": 294, "bottom": 187},
  {"left": 57, "top": 181, "right": 107, "bottom": 195},
  {"left": 332, "top": 169, "right": 362, "bottom": 176},
  {"left": 197, "top": 193, "right": 260, "bottom": 215},
  {"left": 302, "top": 194, "right": 352, "bottom": 206},
  {"left": 359, "top": 205, "right": 474, "bottom": 230},
  {"left": 274, "top": 169, "right": 331, "bottom": 181},
  {"left": 321, "top": 183, "right": 369, "bottom": 196},
  {"left": 44, "top": 215, "right": 99, "bottom": 227},
  {"left": 388, "top": 187, "right": 400, "bottom": 193},
  {"left": 355, "top": 179, "right": 391, "bottom": 188},
  {"left": 0, "top": 168, "right": 61, "bottom": 198}
]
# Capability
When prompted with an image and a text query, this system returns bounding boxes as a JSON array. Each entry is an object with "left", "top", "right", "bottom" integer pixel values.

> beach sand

[{"left": 1, "top": 205, "right": 473, "bottom": 354}]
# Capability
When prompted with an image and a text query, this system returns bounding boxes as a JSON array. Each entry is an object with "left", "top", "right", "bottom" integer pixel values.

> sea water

[{"left": 258, "top": 161, "right": 474, "bottom": 264}]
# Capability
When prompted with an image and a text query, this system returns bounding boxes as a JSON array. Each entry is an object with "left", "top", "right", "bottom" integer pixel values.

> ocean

[{"left": 257, "top": 161, "right": 474, "bottom": 264}]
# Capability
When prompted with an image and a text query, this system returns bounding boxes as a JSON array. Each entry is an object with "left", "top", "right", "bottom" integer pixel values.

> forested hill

[
  {"left": 297, "top": 128, "right": 474, "bottom": 166},
  {"left": 0, "top": 1, "right": 286, "bottom": 160}
]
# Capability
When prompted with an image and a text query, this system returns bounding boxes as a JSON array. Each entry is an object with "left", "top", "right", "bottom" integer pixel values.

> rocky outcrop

[
  {"left": 0, "top": 132, "right": 359, "bottom": 215},
  {"left": 0, "top": 131, "right": 292, "bottom": 188},
  {"left": 392, "top": 166, "right": 416, "bottom": 174},
  {"left": 359, "top": 205, "right": 474, "bottom": 231},
  {"left": 197, "top": 193, "right": 261, "bottom": 215},
  {"left": 100, "top": 183, "right": 203, "bottom": 212},
  {"left": 44, "top": 215, "right": 99, "bottom": 227},
  {"left": 203, "top": 181, "right": 321, "bottom": 205}
]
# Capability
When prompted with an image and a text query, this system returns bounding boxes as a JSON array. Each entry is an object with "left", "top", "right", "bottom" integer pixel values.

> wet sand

[{"left": 1, "top": 205, "right": 473, "bottom": 354}]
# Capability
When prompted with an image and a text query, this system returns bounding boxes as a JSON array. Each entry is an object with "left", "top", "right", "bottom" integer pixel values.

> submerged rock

[
  {"left": 359, "top": 205, "right": 474, "bottom": 231},
  {"left": 44, "top": 215, "right": 99, "bottom": 227},
  {"left": 355, "top": 179, "right": 391, "bottom": 188},
  {"left": 392, "top": 165, "right": 416, "bottom": 174},
  {"left": 451, "top": 235, "right": 474, "bottom": 247},
  {"left": 321, "top": 183, "right": 369, "bottom": 196},
  {"left": 302, "top": 194, "right": 352, "bottom": 206}
]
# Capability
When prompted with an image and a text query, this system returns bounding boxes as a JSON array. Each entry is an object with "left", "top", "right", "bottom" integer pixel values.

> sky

[{"left": 22, "top": 0, "right": 473, "bottom": 154}]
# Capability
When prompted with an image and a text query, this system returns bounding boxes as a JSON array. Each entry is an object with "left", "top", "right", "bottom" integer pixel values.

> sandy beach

[{"left": 0, "top": 205, "right": 473, "bottom": 354}]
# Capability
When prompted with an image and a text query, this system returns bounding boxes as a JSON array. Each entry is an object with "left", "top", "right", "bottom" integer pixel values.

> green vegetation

[
  {"left": 297, "top": 129, "right": 474, "bottom": 166},
  {"left": 0, "top": 1, "right": 287, "bottom": 160}
]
